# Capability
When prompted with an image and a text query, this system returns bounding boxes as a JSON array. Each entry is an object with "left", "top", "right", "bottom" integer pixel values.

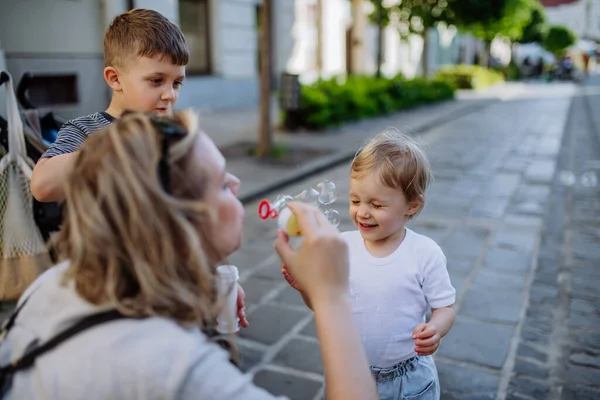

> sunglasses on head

[{"left": 121, "top": 110, "right": 187, "bottom": 194}]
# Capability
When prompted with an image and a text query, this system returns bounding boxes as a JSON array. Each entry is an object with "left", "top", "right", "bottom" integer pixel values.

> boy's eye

[
  {"left": 174, "top": 81, "right": 183, "bottom": 88},
  {"left": 350, "top": 200, "right": 360, "bottom": 205},
  {"left": 150, "top": 78, "right": 163, "bottom": 85},
  {"left": 372, "top": 204, "right": 382, "bottom": 209}
]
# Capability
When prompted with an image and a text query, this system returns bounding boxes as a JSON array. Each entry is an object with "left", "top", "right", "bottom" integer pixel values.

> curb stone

[{"left": 239, "top": 98, "right": 498, "bottom": 204}]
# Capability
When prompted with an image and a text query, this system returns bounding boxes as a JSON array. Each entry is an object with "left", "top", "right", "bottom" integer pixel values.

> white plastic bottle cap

[{"left": 217, "top": 265, "right": 239, "bottom": 281}]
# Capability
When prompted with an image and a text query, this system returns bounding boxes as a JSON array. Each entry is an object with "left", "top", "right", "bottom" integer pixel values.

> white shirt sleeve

[{"left": 421, "top": 248, "right": 456, "bottom": 309}]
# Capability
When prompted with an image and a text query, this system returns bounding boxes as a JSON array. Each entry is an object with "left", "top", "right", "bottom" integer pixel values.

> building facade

[
  {"left": 287, "top": 0, "right": 476, "bottom": 83},
  {"left": 0, "top": 0, "right": 294, "bottom": 118},
  {"left": 542, "top": 0, "right": 600, "bottom": 42},
  {"left": 0, "top": 0, "right": 484, "bottom": 120}
]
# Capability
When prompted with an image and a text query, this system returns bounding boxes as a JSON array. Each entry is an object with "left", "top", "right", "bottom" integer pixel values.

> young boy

[
  {"left": 30, "top": 8, "right": 189, "bottom": 203},
  {"left": 283, "top": 129, "right": 456, "bottom": 400},
  {"left": 29, "top": 10, "right": 250, "bottom": 330}
]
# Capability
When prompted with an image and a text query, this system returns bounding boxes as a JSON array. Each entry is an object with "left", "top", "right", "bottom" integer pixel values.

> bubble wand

[{"left": 258, "top": 180, "right": 340, "bottom": 236}]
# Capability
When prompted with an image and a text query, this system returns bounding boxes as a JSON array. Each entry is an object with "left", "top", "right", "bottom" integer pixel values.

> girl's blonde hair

[
  {"left": 351, "top": 128, "right": 432, "bottom": 218},
  {"left": 54, "top": 110, "right": 225, "bottom": 331}
]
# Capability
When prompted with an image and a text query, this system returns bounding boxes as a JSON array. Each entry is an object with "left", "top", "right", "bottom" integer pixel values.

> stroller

[{"left": 0, "top": 71, "right": 65, "bottom": 243}]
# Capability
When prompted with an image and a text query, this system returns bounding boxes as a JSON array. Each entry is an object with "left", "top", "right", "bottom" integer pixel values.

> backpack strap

[
  {"left": 0, "top": 300, "right": 30, "bottom": 341},
  {"left": 0, "top": 309, "right": 135, "bottom": 375}
]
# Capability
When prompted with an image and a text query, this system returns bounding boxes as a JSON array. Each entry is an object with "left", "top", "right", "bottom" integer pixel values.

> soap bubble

[
  {"left": 558, "top": 171, "right": 576, "bottom": 186},
  {"left": 258, "top": 180, "right": 340, "bottom": 231},
  {"left": 271, "top": 194, "right": 294, "bottom": 213},
  {"left": 324, "top": 209, "right": 340, "bottom": 227},
  {"left": 580, "top": 171, "right": 598, "bottom": 188},
  {"left": 316, "top": 180, "right": 337, "bottom": 205},
  {"left": 295, "top": 188, "right": 320, "bottom": 205}
]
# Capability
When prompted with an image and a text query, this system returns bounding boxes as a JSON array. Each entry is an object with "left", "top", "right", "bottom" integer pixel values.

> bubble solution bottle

[{"left": 257, "top": 180, "right": 340, "bottom": 236}]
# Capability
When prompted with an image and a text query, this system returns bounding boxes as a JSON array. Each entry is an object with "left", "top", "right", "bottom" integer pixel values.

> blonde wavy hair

[
  {"left": 351, "top": 128, "right": 432, "bottom": 219},
  {"left": 54, "top": 110, "right": 226, "bottom": 332}
]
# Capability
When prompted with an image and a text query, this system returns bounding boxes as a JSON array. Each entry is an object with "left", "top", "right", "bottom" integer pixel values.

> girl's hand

[{"left": 412, "top": 323, "right": 440, "bottom": 356}]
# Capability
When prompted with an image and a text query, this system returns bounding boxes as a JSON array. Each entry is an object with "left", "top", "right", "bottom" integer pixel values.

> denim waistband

[{"left": 370, "top": 357, "right": 418, "bottom": 384}]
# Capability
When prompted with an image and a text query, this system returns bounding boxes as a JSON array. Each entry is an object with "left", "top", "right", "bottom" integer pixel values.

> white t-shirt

[
  {"left": 342, "top": 229, "right": 455, "bottom": 368},
  {"left": 0, "top": 262, "right": 287, "bottom": 400}
]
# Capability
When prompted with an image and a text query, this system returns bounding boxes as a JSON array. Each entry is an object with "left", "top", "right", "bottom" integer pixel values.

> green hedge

[
  {"left": 284, "top": 74, "right": 456, "bottom": 130},
  {"left": 435, "top": 65, "right": 505, "bottom": 90}
]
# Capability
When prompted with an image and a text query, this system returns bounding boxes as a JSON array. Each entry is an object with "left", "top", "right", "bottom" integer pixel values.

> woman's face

[{"left": 190, "top": 133, "right": 245, "bottom": 260}]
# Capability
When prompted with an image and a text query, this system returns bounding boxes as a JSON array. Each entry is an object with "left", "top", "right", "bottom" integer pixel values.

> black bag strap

[
  {"left": 0, "top": 309, "right": 134, "bottom": 375},
  {"left": 0, "top": 298, "right": 32, "bottom": 339}
]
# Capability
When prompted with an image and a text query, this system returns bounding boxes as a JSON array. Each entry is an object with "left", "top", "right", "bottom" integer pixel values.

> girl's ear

[{"left": 406, "top": 194, "right": 424, "bottom": 217}]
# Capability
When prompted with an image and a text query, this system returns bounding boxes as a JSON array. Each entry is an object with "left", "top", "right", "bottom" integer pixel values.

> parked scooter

[{"left": 549, "top": 56, "right": 575, "bottom": 81}]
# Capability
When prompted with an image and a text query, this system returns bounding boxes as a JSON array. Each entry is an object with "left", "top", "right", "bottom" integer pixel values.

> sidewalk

[
  {"left": 229, "top": 79, "right": 584, "bottom": 400},
  {"left": 200, "top": 83, "right": 530, "bottom": 203}
]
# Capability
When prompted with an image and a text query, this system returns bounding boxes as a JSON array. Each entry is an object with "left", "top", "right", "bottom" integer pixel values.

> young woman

[{"left": 0, "top": 110, "right": 376, "bottom": 400}]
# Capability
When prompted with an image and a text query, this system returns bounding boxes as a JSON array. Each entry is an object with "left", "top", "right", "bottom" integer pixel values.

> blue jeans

[{"left": 370, "top": 356, "right": 440, "bottom": 400}]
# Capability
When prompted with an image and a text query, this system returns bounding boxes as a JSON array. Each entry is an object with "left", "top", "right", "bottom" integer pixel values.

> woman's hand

[
  {"left": 236, "top": 284, "right": 249, "bottom": 328},
  {"left": 281, "top": 262, "right": 304, "bottom": 292},
  {"left": 274, "top": 202, "right": 377, "bottom": 400},
  {"left": 274, "top": 201, "right": 349, "bottom": 305}
]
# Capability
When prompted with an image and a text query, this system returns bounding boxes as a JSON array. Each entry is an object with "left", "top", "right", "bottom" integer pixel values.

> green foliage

[
  {"left": 543, "top": 25, "right": 577, "bottom": 56},
  {"left": 288, "top": 75, "right": 456, "bottom": 130},
  {"left": 517, "top": 2, "right": 548, "bottom": 44},
  {"left": 435, "top": 65, "right": 505, "bottom": 89},
  {"left": 453, "top": 0, "right": 536, "bottom": 42},
  {"left": 369, "top": 0, "right": 540, "bottom": 46},
  {"left": 490, "top": 61, "right": 522, "bottom": 81},
  {"left": 368, "top": 0, "right": 458, "bottom": 40},
  {"left": 367, "top": 0, "right": 392, "bottom": 28},
  {"left": 506, "top": 61, "right": 522, "bottom": 81},
  {"left": 450, "top": 0, "right": 508, "bottom": 28},
  {"left": 249, "top": 144, "right": 290, "bottom": 158}
]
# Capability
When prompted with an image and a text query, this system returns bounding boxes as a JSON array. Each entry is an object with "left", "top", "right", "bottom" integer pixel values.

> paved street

[{"left": 229, "top": 80, "right": 600, "bottom": 399}]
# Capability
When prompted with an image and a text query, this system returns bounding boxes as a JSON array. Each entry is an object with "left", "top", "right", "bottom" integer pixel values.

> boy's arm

[
  {"left": 31, "top": 153, "right": 79, "bottom": 202},
  {"left": 30, "top": 120, "right": 87, "bottom": 203}
]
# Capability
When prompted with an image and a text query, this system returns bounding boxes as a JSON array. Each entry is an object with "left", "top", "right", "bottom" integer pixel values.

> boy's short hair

[
  {"left": 351, "top": 128, "right": 432, "bottom": 217},
  {"left": 104, "top": 8, "right": 189, "bottom": 68}
]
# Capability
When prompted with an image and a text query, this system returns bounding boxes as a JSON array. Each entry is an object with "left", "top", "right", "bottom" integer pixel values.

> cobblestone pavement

[
  {"left": 503, "top": 76, "right": 600, "bottom": 400},
  {"left": 229, "top": 81, "right": 600, "bottom": 400}
]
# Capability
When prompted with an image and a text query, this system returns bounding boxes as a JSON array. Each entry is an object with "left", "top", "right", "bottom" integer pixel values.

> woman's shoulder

[{"left": 17, "top": 261, "right": 70, "bottom": 306}]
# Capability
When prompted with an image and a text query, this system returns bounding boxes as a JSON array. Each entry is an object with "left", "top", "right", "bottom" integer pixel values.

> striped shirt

[{"left": 41, "top": 112, "right": 115, "bottom": 158}]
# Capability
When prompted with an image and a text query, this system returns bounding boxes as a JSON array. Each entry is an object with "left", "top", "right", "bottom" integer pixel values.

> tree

[
  {"left": 396, "top": 0, "right": 458, "bottom": 76},
  {"left": 452, "top": 0, "right": 535, "bottom": 66},
  {"left": 543, "top": 25, "right": 577, "bottom": 56},
  {"left": 368, "top": 0, "right": 457, "bottom": 76},
  {"left": 373, "top": 0, "right": 385, "bottom": 77},
  {"left": 517, "top": 2, "right": 548, "bottom": 44},
  {"left": 257, "top": 0, "right": 272, "bottom": 156},
  {"left": 450, "top": 0, "right": 508, "bottom": 28}
]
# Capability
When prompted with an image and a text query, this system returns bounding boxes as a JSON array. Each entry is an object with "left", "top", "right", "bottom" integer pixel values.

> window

[{"left": 179, "top": 0, "right": 211, "bottom": 75}]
